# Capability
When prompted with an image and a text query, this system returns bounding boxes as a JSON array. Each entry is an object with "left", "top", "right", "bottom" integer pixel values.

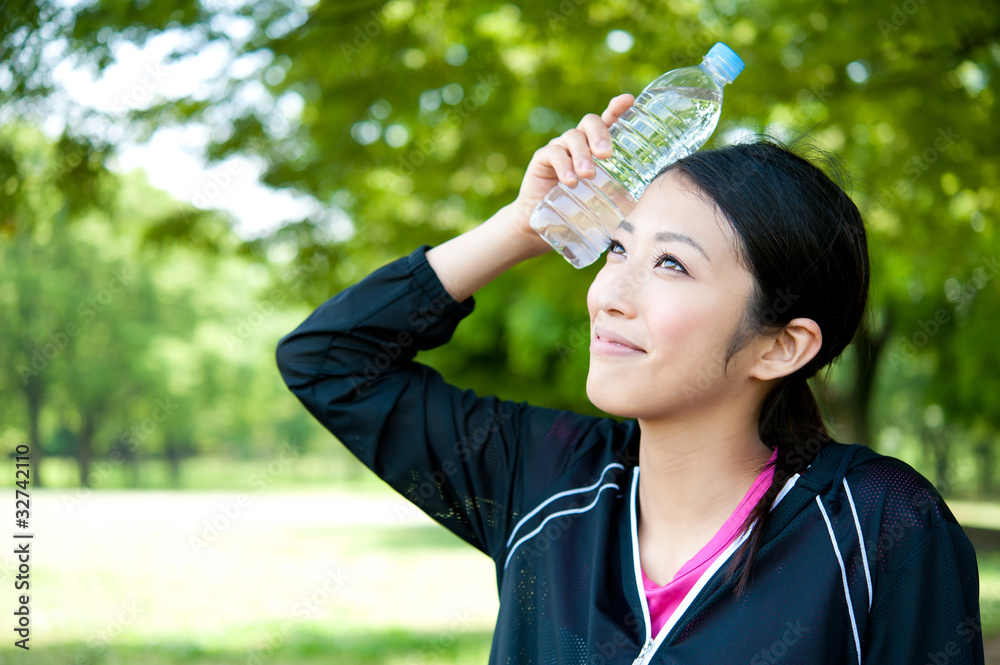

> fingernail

[
  {"left": 580, "top": 160, "right": 593, "bottom": 173},
  {"left": 597, "top": 140, "right": 610, "bottom": 152},
  {"left": 564, "top": 169, "right": 577, "bottom": 181}
]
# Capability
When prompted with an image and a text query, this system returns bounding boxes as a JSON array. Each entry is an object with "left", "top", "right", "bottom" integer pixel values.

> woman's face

[{"left": 586, "top": 170, "right": 761, "bottom": 419}]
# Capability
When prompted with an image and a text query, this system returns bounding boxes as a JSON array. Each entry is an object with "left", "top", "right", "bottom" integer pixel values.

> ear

[{"left": 749, "top": 318, "right": 823, "bottom": 382}]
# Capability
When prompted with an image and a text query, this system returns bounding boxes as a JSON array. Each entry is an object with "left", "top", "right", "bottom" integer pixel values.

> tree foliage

[
  {"left": 0, "top": 123, "right": 321, "bottom": 486},
  {"left": 2, "top": 0, "right": 998, "bottom": 490}
]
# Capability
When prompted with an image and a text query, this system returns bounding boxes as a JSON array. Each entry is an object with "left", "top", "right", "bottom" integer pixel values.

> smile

[{"left": 590, "top": 337, "right": 646, "bottom": 356}]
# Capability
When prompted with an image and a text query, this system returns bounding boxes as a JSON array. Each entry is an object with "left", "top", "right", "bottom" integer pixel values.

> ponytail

[{"left": 720, "top": 371, "right": 832, "bottom": 598}]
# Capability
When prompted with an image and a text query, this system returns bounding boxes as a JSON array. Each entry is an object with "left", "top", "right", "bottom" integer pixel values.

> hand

[{"left": 509, "top": 93, "right": 636, "bottom": 236}]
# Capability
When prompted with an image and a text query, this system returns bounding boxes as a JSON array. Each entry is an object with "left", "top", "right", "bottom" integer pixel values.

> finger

[
  {"left": 541, "top": 140, "right": 578, "bottom": 186},
  {"left": 601, "top": 93, "right": 635, "bottom": 126},
  {"left": 558, "top": 127, "right": 596, "bottom": 179},
  {"left": 578, "top": 113, "right": 613, "bottom": 159}
]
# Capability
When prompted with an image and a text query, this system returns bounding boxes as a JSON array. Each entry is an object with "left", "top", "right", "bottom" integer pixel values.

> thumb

[{"left": 601, "top": 94, "right": 635, "bottom": 125}]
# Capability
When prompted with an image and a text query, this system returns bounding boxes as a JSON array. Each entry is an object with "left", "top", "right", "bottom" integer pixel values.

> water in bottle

[{"left": 529, "top": 42, "right": 745, "bottom": 268}]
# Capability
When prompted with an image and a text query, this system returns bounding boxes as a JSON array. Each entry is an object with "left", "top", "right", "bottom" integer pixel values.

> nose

[{"left": 593, "top": 259, "right": 644, "bottom": 318}]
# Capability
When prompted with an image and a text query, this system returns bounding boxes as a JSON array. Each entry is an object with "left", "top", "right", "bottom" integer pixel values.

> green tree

[{"left": 4, "top": 0, "right": 998, "bottom": 489}]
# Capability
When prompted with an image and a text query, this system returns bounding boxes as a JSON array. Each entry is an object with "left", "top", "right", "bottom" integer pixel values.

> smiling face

[{"left": 586, "top": 170, "right": 764, "bottom": 419}]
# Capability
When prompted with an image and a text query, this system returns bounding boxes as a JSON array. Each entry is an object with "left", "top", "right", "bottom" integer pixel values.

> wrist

[{"left": 491, "top": 201, "right": 552, "bottom": 263}]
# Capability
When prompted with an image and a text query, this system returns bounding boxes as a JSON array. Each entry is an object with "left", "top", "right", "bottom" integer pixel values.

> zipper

[
  {"left": 631, "top": 637, "right": 654, "bottom": 665},
  {"left": 625, "top": 462, "right": 805, "bottom": 664},
  {"left": 628, "top": 466, "right": 658, "bottom": 664}
]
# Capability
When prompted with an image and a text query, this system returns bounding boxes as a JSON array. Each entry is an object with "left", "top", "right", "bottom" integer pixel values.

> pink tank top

[{"left": 640, "top": 447, "right": 778, "bottom": 639}]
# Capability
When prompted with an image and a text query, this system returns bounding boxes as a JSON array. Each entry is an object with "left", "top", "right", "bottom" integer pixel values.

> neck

[{"left": 636, "top": 412, "right": 774, "bottom": 541}]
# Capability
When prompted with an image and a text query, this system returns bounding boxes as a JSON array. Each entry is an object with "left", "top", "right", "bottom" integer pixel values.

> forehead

[{"left": 625, "top": 171, "right": 740, "bottom": 261}]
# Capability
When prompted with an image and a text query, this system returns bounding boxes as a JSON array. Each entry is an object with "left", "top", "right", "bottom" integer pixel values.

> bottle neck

[{"left": 700, "top": 57, "right": 733, "bottom": 86}]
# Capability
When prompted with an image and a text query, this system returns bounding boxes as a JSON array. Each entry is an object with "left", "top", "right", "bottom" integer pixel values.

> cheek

[{"left": 645, "top": 292, "right": 728, "bottom": 352}]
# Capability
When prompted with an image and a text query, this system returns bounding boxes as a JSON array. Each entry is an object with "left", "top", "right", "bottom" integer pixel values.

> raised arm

[
  {"left": 275, "top": 95, "right": 636, "bottom": 562},
  {"left": 425, "top": 93, "right": 636, "bottom": 303}
]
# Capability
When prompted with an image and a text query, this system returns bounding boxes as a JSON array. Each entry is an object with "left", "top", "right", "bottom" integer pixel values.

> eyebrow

[{"left": 616, "top": 220, "right": 711, "bottom": 263}]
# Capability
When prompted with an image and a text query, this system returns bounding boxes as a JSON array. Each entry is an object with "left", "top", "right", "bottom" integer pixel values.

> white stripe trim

[
  {"left": 629, "top": 467, "right": 653, "bottom": 650},
  {"left": 652, "top": 515, "right": 757, "bottom": 656},
  {"left": 843, "top": 478, "right": 872, "bottom": 611},
  {"left": 503, "top": 482, "right": 619, "bottom": 570},
  {"left": 816, "top": 495, "right": 862, "bottom": 665},
  {"left": 771, "top": 473, "right": 801, "bottom": 510},
  {"left": 505, "top": 462, "right": 624, "bottom": 548},
  {"left": 629, "top": 465, "right": 797, "bottom": 664}
]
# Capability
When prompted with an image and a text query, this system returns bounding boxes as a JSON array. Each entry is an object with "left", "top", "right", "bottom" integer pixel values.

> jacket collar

[{"left": 620, "top": 440, "right": 883, "bottom": 652}]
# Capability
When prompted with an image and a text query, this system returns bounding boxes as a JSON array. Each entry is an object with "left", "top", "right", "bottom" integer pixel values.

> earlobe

[{"left": 750, "top": 318, "right": 822, "bottom": 381}]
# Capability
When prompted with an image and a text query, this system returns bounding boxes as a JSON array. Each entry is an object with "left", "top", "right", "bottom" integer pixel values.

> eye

[
  {"left": 606, "top": 237, "right": 625, "bottom": 255},
  {"left": 605, "top": 237, "right": 688, "bottom": 274}
]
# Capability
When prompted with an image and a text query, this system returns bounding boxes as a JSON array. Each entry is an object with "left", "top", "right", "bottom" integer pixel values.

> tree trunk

[
  {"left": 814, "top": 308, "right": 893, "bottom": 449},
  {"left": 859, "top": 308, "right": 894, "bottom": 448},
  {"left": 922, "top": 424, "right": 952, "bottom": 495},
  {"left": 975, "top": 434, "right": 995, "bottom": 497},
  {"left": 934, "top": 433, "right": 950, "bottom": 495},
  {"left": 24, "top": 382, "right": 44, "bottom": 488},
  {"left": 126, "top": 445, "right": 140, "bottom": 488},
  {"left": 164, "top": 439, "right": 181, "bottom": 488},
  {"left": 77, "top": 411, "right": 97, "bottom": 488}
]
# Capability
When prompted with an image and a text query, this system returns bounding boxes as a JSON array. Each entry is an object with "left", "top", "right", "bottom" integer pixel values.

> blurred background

[{"left": 0, "top": 0, "right": 997, "bottom": 663}]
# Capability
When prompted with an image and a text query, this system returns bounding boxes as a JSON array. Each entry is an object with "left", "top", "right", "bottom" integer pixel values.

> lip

[{"left": 591, "top": 326, "right": 646, "bottom": 355}]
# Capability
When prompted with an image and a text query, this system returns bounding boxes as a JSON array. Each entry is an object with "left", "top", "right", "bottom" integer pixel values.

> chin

[{"left": 585, "top": 373, "right": 638, "bottom": 418}]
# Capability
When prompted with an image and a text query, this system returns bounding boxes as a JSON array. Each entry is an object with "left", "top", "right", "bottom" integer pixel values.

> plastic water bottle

[{"left": 529, "top": 42, "right": 745, "bottom": 268}]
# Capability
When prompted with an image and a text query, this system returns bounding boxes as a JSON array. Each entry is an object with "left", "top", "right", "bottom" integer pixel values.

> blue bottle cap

[{"left": 705, "top": 42, "right": 744, "bottom": 83}]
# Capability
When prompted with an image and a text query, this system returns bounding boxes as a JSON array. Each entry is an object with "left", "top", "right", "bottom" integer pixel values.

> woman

[{"left": 276, "top": 94, "right": 984, "bottom": 664}]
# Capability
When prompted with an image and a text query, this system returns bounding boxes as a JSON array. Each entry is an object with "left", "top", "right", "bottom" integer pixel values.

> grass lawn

[{"left": 0, "top": 488, "right": 499, "bottom": 665}]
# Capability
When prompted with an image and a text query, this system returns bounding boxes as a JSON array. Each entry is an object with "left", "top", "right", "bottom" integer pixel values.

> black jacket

[{"left": 276, "top": 243, "right": 985, "bottom": 664}]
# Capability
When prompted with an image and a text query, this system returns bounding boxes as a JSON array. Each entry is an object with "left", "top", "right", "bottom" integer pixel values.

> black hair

[{"left": 656, "top": 136, "right": 871, "bottom": 598}]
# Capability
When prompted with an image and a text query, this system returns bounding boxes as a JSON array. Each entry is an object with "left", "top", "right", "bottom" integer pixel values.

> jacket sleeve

[
  {"left": 861, "top": 483, "right": 985, "bottom": 665},
  {"left": 274, "top": 243, "right": 619, "bottom": 562}
]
